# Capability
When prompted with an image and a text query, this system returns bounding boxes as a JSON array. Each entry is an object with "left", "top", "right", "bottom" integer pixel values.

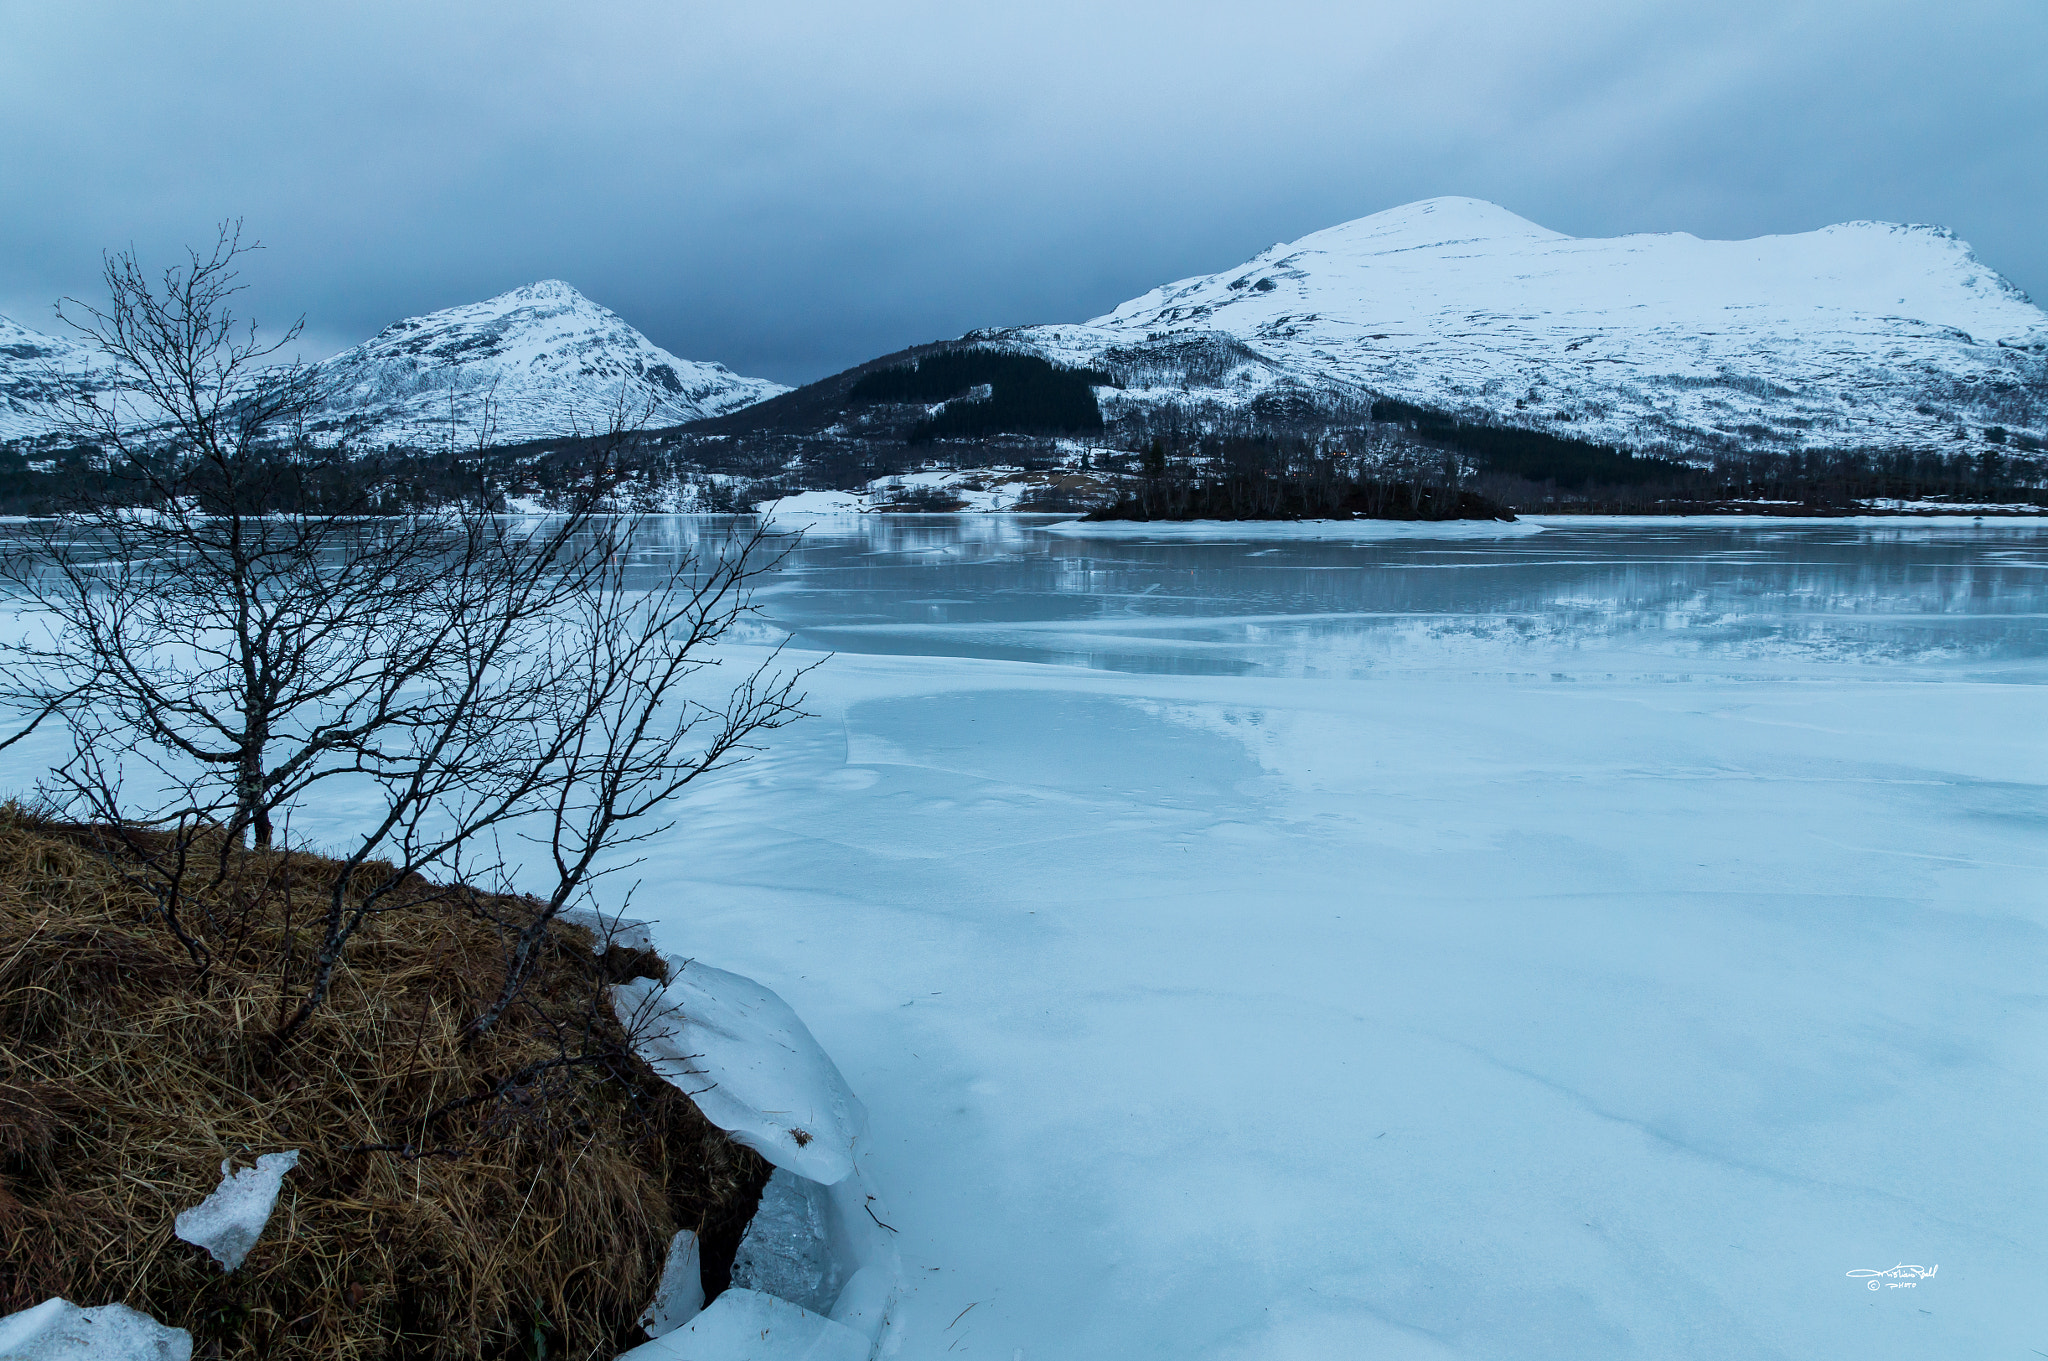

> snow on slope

[
  {"left": 308, "top": 281, "right": 788, "bottom": 449},
  {"left": 988, "top": 197, "right": 2048, "bottom": 454},
  {"left": 0, "top": 314, "right": 104, "bottom": 441}
]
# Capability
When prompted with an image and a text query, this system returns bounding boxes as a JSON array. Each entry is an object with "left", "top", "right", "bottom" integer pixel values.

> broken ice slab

[
  {"left": 610, "top": 1288, "right": 868, "bottom": 1361},
  {"left": 612, "top": 957, "right": 898, "bottom": 1341},
  {"left": 728, "top": 1168, "right": 841, "bottom": 1316},
  {"left": 613, "top": 962, "right": 866, "bottom": 1185},
  {"left": 557, "top": 905, "right": 657, "bottom": 955},
  {"left": 637, "top": 1228, "right": 704, "bottom": 1338},
  {"left": 0, "top": 1297, "right": 192, "bottom": 1361},
  {"left": 824, "top": 1264, "right": 892, "bottom": 1337},
  {"left": 172, "top": 1149, "right": 299, "bottom": 1272}
]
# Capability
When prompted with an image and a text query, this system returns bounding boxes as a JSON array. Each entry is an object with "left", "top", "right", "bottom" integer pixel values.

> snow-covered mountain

[
  {"left": 986, "top": 197, "right": 2048, "bottom": 454},
  {"left": 2, "top": 282, "right": 784, "bottom": 450},
  {"left": 308, "top": 280, "right": 788, "bottom": 448},
  {"left": 0, "top": 314, "right": 104, "bottom": 442}
]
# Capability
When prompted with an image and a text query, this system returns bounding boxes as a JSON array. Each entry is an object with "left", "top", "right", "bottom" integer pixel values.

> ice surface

[
  {"left": 824, "top": 1265, "right": 891, "bottom": 1338},
  {"left": 612, "top": 1288, "right": 870, "bottom": 1361},
  {"left": 719, "top": 1161, "right": 901, "bottom": 1337},
  {"left": 172, "top": 1150, "right": 299, "bottom": 1272},
  {"left": 615, "top": 963, "right": 867, "bottom": 1185},
  {"left": 612, "top": 954, "right": 900, "bottom": 1333},
  {"left": 729, "top": 1168, "right": 842, "bottom": 1314},
  {"left": 0, "top": 1298, "right": 191, "bottom": 1361},
  {"left": 637, "top": 1229, "right": 704, "bottom": 1337},
  {"left": 815, "top": 1165, "right": 902, "bottom": 1343},
  {"left": 598, "top": 516, "right": 2046, "bottom": 1359}
]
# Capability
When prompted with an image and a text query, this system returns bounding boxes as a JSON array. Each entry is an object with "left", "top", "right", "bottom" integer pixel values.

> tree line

[{"left": 848, "top": 349, "right": 1111, "bottom": 442}]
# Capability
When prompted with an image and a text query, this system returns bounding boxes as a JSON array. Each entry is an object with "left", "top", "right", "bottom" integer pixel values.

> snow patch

[
  {"left": 0, "top": 314, "right": 107, "bottom": 442},
  {"left": 756, "top": 490, "right": 870, "bottom": 516},
  {"left": 303, "top": 282, "right": 786, "bottom": 448},
  {"left": 756, "top": 460, "right": 1120, "bottom": 516}
]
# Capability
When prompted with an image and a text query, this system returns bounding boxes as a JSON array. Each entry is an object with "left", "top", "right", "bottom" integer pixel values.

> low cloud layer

[{"left": 3, "top": 0, "right": 2042, "bottom": 384}]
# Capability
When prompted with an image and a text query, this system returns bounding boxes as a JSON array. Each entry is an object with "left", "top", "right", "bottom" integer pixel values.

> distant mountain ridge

[
  {"left": 972, "top": 196, "right": 2048, "bottom": 455},
  {"left": 8, "top": 200, "right": 2046, "bottom": 467}
]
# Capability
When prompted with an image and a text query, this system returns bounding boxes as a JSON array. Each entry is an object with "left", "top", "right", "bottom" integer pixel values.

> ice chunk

[
  {"left": 637, "top": 1229, "right": 703, "bottom": 1337},
  {"left": 0, "top": 1298, "right": 192, "bottom": 1361},
  {"left": 613, "top": 958, "right": 897, "bottom": 1335},
  {"left": 825, "top": 1265, "right": 892, "bottom": 1338},
  {"left": 817, "top": 1165, "right": 900, "bottom": 1344},
  {"left": 557, "top": 905, "right": 656, "bottom": 955},
  {"left": 613, "top": 964, "right": 865, "bottom": 1184},
  {"left": 729, "top": 1169, "right": 840, "bottom": 1315},
  {"left": 610, "top": 1288, "right": 869, "bottom": 1361},
  {"left": 172, "top": 1150, "right": 300, "bottom": 1272}
]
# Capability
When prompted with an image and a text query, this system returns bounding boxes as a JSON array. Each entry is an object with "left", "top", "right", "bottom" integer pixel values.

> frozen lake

[
  {"left": 14, "top": 514, "right": 2045, "bottom": 1357},
  {"left": 638, "top": 514, "right": 2047, "bottom": 1359}
]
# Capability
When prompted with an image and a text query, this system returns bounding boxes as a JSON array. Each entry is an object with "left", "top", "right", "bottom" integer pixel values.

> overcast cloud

[{"left": 2, "top": 0, "right": 2042, "bottom": 384}]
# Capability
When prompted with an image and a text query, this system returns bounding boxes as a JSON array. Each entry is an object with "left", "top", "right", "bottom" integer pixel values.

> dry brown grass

[{"left": 0, "top": 805, "right": 768, "bottom": 1360}]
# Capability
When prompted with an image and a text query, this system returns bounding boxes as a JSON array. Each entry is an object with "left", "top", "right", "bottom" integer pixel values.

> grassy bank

[{"left": 0, "top": 808, "right": 768, "bottom": 1360}]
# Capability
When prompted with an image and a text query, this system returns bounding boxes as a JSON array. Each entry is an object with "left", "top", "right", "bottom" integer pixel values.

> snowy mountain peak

[
  {"left": 502, "top": 278, "right": 582, "bottom": 303},
  {"left": 361, "top": 278, "right": 633, "bottom": 346},
  {"left": 1024, "top": 197, "right": 2048, "bottom": 455},
  {"left": 1304, "top": 196, "right": 1568, "bottom": 249},
  {"left": 311, "top": 281, "right": 788, "bottom": 448}
]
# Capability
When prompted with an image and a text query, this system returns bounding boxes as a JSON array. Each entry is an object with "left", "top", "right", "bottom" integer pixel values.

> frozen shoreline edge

[{"left": 561, "top": 905, "right": 901, "bottom": 1361}]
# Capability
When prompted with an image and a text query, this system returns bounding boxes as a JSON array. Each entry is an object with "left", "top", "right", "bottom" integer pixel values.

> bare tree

[
  {"left": 1, "top": 223, "right": 471, "bottom": 850},
  {"left": 471, "top": 519, "right": 810, "bottom": 1035},
  {"left": 0, "top": 226, "right": 809, "bottom": 1037}
]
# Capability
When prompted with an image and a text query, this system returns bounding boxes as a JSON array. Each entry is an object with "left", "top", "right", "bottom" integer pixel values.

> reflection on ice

[{"left": 731, "top": 515, "right": 2048, "bottom": 681}]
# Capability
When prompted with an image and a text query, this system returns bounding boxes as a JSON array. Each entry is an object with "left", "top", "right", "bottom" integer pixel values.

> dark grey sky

[{"left": 4, "top": 1, "right": 2043, "bottom": 385}]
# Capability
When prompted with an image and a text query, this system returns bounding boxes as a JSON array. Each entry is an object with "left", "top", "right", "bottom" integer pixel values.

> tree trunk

[{"left": 238, "top": 746, "right": 271, "bottom": 848}]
